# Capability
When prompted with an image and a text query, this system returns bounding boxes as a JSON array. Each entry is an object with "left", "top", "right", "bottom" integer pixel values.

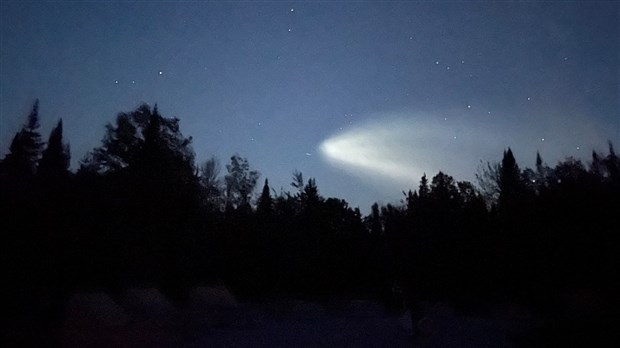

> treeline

[{"left": 1, "top": 102, "right": 618, "bottom": 324}]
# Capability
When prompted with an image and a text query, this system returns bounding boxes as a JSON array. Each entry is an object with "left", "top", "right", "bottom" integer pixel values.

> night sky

[{"left": 1, "top": 2, "right": 618, "bottom": 211}]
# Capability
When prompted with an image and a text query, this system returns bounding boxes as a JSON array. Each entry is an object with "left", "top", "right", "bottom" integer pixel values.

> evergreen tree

[
  {"left": 256, "top": 178, "right": 273, "bottom": 217},
  {"left": 301, "top": 178, "right": 321, "bottom": 210},
  {"left": 2, "top": 100, "right": 44, "bottom": 178},
  {"left": 80, "top": 104, "right": 196, "bottom": 177},
  {"left": 498, "top": 148, "right": 523, "bottom": 210},
  {"left": 39, "top": 119, "right": 70, "bottom": 179},
  {"left": 590, "top": 150, "right": 603, "bottom": 177},
  {"left": 291, "top": 169, "right": 304, "bottom": 196},
  {"left": 418, "top": 173, "right": 430, "bottom": 198},
  {"left": 604, "top": 141, "right": 619, "bottom": 183},
  {"left": 368, "top": 202, "right": 383, "bottom": 237},
  {"left": 430, "top": 171, "right": 459, "bottom": 203}
]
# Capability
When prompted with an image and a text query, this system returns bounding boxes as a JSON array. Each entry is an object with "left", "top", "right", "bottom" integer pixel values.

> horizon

[{"left": 2, "top": 1, "right": 618, "bottom": 212}]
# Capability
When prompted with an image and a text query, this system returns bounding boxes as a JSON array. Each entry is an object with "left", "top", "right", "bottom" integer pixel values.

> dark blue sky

[{"left": 1, "top": 2, "right": 618, "bottom": 211}]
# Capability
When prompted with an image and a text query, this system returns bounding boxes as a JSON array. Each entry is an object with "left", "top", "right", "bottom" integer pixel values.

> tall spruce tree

[
  {"left": 2, "top": 100, "right": 44, "bottom": 178},
  {"left": 39, "top": 119, "right": 70, "bottom": 179},
  {"left": 256, "top": 178, "right": 273, "bottom": 217},
  {"left": 498, "top": 148, "right": 523, "bottom": 211}
]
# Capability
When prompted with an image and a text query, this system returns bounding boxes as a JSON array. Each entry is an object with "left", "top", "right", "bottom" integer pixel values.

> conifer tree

[
  {"left": 257, "top": 178, "right": 273, "bottom": 217},
  {"left": 2, "top": 100, "right": 43, "bottom": 178},
  {"left": 39, "top": 119, "right": 70, "bottom": 179},
  {"left": 498, "top": 148, "right": 523, "bottom": 210}
]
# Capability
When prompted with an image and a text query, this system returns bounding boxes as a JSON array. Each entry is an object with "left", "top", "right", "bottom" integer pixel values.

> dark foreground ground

[{"left": 5, "top": 286, "right": 550, "bottom": 347}]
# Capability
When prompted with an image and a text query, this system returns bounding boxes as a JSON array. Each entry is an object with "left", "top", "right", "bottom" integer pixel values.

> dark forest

[{"left": 2, "top": 101, "right": 618, "bottom": 347}]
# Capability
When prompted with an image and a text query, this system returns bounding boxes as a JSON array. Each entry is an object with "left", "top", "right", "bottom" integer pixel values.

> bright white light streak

[
  {"left": 318, "top": 116, "right": 476, "bottom": 187},
  {"left": 318, "top": 111, "right": 606, "bottom": 189}
]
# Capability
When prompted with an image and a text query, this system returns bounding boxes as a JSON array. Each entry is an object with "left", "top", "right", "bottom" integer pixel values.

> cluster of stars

[
  {"left": 110, "top": 6, "right": 579, "bottom": 160},
  {"left": 113, "top": 71, "right": 163, "bottom": 85}
]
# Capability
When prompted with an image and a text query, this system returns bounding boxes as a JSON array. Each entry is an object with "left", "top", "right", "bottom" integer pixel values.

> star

[
  {"left": 114, "top": 80, "right": 118, "bottom": 84},
  {"left": 576, "top": 146, "right": 580, "bottom": 150},
  {"left": 131, "top": 80, "right": 135, "bottom": 84},
  {"left": 461, "top": 60, "right": 465, "bottom": 64},
  {"left": 527, "top": 97, "right": 531, "bottom": 101},
  {"left": 158, "top": 71, "right": 163, "bottom": 75},
  {"left": 467, "top": 104, "right": 471, "bottom": 109},
  {"left": 290, "top": 8, "right": 294, "bottom": 12},
  {"left": 446, "top": 66, "right": 450, "bottom": 70},
  {"left": 435, "top": 61, "right": 440, "bottom": 65},
  {"left": 541, "top": 138, "right": 545, "bottom": 142},
  {"left": 288, "top": 28, "right": 292, "bottom": 32}
]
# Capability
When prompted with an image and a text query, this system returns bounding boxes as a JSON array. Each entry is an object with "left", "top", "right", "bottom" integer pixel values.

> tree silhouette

[
  {"left": 498, "top": 148, "right": 525, "bottom": 212},
  {"left": 39, "top": 119, "right": 70, "bottom": 180},
  {"left": 300, "top": 178, "right": 321, "bottom": 209},
  {"left": 1, "top": 100, "right": 44, "bottom": 178},
  {"left": 224, "top": 154, "right": 260, "bottom": 210},
  {"left": 256, "top": 178, "right": 273, "bottom": 218},
  {"left": 200, "top": 155, "right": 224, "bottom": 212},
  {"left": 80, "top": 106, "right": 143, "bottom": 173},
  {"left": 2, "top": 101, "right": 618, "bottom": 347},
  {"left": 291, "top": 169, "right": 304, "bottom": 197}
]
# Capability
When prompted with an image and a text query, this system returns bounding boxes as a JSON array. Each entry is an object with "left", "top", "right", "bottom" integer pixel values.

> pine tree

[
  {"left": 590, "top": 150, "right": 603, "bottom": 177},
  {"left": 498, "top": 148, "right": 523, "bottom": 211},
  {"left": 1, "top": 100, "right": 44, "bottom": 178},
  {"left": 418, "top": 173, "right": 430, "bottom": 198},
  {"left": 39, "top": 119, "right": 70, "bottom": 179},
  {"left": 81, "top": 103, "right": 195, "bottom": 178},
  {"left": 604, "top": 141, "right": 619, "bottom": 183},
  {"left": 257, "top": 178, "right": 273, "bottom": 217},
  {"left": 301, "top": 178, "right": 321, "bottom": 209},
  {"left": 368, "top": 202, "right": 383, "bottom": 237},
  {"left": 430, "top": 171, "right": 458, "bottom": 202}
]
